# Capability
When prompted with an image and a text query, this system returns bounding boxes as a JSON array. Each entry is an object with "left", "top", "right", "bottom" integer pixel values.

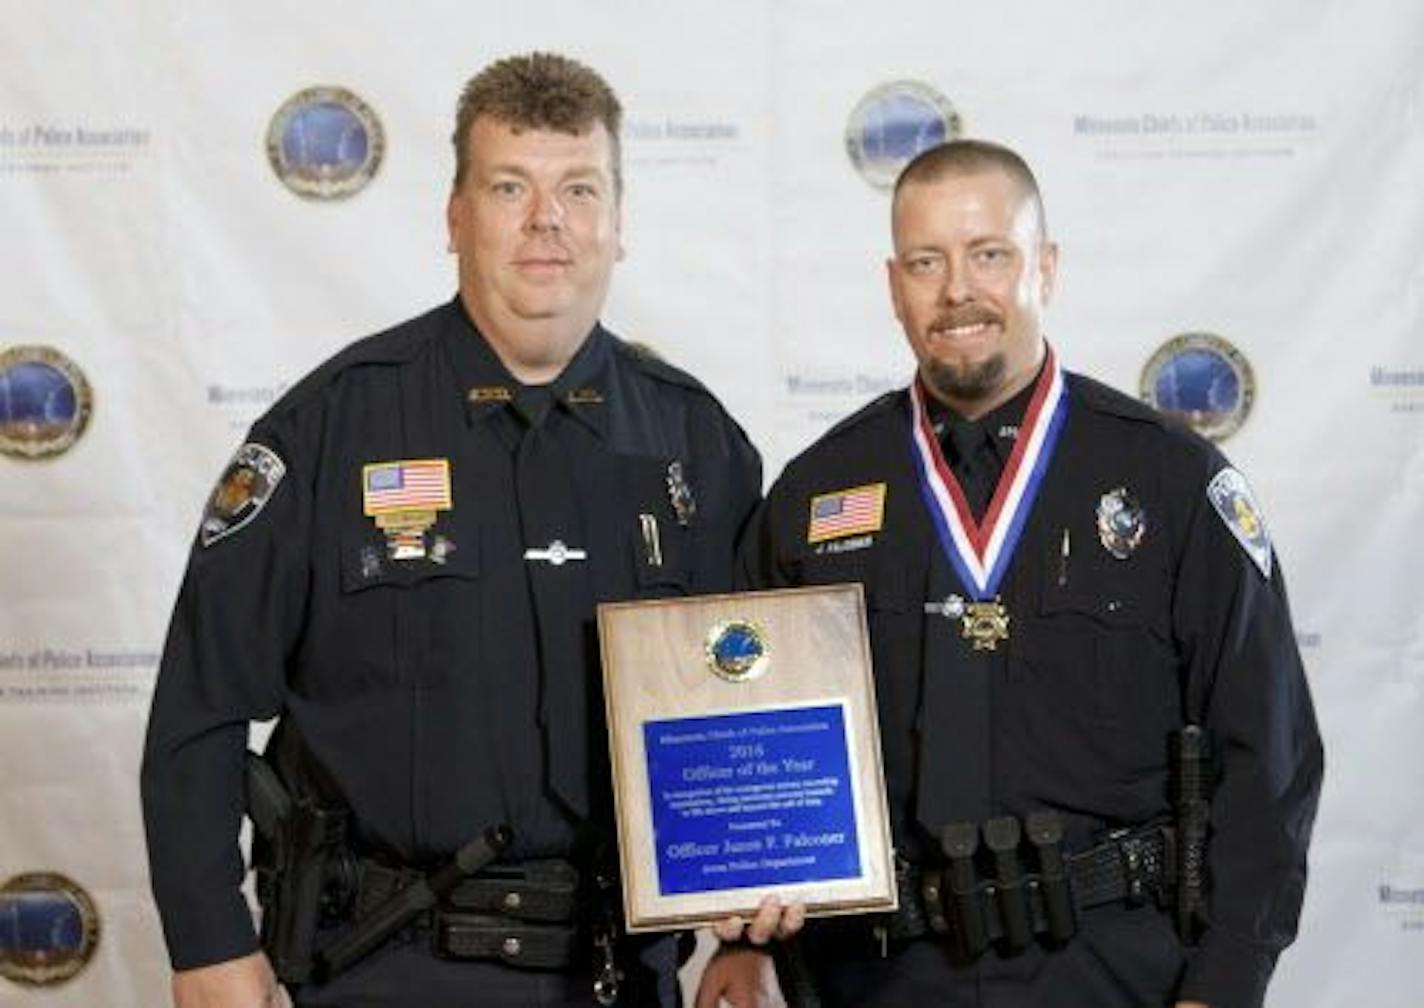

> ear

[
  {"left": 445, "top": 190, "right": 463, "bottom": 254},
  {"left": 1037, "top": 240, "right": 1060, "bottom": 305},
  {"left": 886, "top": 257, "right": 907, "bottom": 324}
]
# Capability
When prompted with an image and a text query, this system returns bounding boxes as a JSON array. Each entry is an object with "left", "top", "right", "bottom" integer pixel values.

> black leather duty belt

[
  {"left": 877, "top": 815, "right": 1176, "bottom": 959},
  {"left": 354, "top": 857, "right": 582, "bottom": 970}
]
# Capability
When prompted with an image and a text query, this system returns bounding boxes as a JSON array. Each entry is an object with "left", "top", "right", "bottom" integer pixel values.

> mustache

[{"left": 929, "top": 306, "right": 1002, "bottom": 332}]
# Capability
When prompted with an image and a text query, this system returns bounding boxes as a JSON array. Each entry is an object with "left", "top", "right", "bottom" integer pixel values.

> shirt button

[
  {"left": 503, "top": 891, "right": 522, "bottom": 912},
  {"left": 503, "top": 936, "right": 522, "bottom": 958}
]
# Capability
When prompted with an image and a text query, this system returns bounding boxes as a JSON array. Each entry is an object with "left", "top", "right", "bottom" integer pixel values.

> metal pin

[
  {"left": 523, "top": 540, "right": 587, "bottom": 565},
  {"left": 1058, "top": 528, "right": 1071, "bottom": 586},
  {"left": 639, "top": 513, "right": 663, "bottom": 567}
]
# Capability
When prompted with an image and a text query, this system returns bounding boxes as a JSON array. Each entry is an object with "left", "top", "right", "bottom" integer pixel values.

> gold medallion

[{"left": 961, "top": 599, "right": 1010, "bottom": 651}]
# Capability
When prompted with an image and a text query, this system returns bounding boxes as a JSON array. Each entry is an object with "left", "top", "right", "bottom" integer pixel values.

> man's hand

[
  {"left": 711, "top": 896, "right": 806, "bottom": 945},
  {"left": 694, "top": 945, "right": 778, "bottom": 1008},
  {"left": 171, "top": 951, "right": 290, "bottom": 1008}
]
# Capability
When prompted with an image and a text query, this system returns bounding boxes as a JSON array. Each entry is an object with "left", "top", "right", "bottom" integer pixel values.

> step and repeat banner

[{"left": 2, "top": 2, "right": 1421, "bottom": 1004}]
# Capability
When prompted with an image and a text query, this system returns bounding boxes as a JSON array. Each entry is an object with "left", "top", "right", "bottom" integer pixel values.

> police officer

[
  {"left": 699, "top": 140, "right": 1322, "bottom": 1007},
  {"left": 142, "top": 52, "right": 760, "bottom": 1008}
]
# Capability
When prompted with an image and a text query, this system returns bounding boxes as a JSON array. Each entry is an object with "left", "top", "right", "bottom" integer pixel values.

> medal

[
  {"left": 961, "top": 599, "right": 1011, "bottom": 651},
  {"left": 908, "top": 348, "right": 1069, "bottom": 645}
]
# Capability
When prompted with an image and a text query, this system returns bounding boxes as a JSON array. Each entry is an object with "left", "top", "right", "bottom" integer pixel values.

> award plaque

[{"left": 597, "top": 584, "right": 896, "bottom": 932}]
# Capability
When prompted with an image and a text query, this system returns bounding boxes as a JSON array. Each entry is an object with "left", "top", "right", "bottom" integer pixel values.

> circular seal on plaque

[
  {"left": 0, "top": 345, "right": 93, "bottom": 460},
  {"left": 1140, "top": 333, "right": 1255, "bottom": 442},
  {"left": 846, "top": 80, "right": 963, "bottom": 191},
  {"left": 705, "top": 620, "right": 770, "bottom": 683},
  {"left": 267, "top": 86, "right": 384, "bottom": 200},
  {"left": 0, "top": 872, "right": 101, "bottom": 988}
]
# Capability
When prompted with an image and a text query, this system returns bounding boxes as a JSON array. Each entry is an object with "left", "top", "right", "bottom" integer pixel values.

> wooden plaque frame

[{"left": 597, "top": 584, "right": 896, "bottom": 932}]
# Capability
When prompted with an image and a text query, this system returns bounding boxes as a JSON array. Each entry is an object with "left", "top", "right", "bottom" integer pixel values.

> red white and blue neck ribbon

[{"left": 909, "top": 348, "right": 1068, "bottom": 600}]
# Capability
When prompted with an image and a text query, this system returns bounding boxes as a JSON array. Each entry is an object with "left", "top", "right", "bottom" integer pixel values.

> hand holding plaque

[{"left": 597, "top": 584, "right": 896, "bottom": 932}]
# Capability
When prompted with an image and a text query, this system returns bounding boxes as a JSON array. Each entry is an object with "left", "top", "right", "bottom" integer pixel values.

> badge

[
  {"left": 666, "top": 460, "right": 696, "bottom": 527},
  {"left": 807, "top": 483, "right": 887, "bottom": 544},
  {"left": 961, "top": 599, "right": 1010, "bottom": 651},
  {"left": 1207, "top": 467, "right": 1272, "bottom": 578},
  {"left": 705, "top": 620, "right": 770, "bottom": 683},
  {"left": 1096, "top": 487, "right": 1146, "bottom": 559},
  {"left": 566, "top": 387, "right": 604, "bottom": 405},
  {"left": 468, "top": 386, "right": 512, "bottom": 403},
  {"left": 362, "top": 458, "right": 452, "bottom": 560},
  {"left": 200, "top": 443, "right": 286, "bottom": 547}
]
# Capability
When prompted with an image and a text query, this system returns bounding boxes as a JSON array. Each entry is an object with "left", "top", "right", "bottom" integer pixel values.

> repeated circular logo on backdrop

[
  {"left": 0, "top": 872, "right": 101, "bottom": 988},
  {"left": 267, "top": 86, "right": 384, "bottom": 200},
  {"left": 1140, "top": 332, "right": 1255, "bottom": 441},
  {"left": 846, "top": 80, "right": 963, "bottom": 191},
  {"left": 0, "top": 345, "right": 93, "bottom": 460}
]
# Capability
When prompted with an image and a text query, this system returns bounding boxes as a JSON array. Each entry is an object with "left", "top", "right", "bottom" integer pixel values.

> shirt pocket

[
  {"left": 615, "top": 454, "right": 692, "bottom": 598},
  {"left": 1017, "top": 562, "right": 1181, "bottom": 758},
  {"left": 307, "top": 514, "right": 483, "bottom": 695}
]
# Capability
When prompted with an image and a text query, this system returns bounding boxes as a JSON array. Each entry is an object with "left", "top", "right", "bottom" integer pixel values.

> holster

[{"left": 246, "top": 746, "right": 358, "bottom": 985}]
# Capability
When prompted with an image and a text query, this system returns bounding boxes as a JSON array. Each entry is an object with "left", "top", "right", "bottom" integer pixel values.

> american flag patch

[
  {"left": 807, "top": 483, "right": 886, "bottom": 543},
  {"left": 362, "top": 458, "right": 452, "bottom": 516}
]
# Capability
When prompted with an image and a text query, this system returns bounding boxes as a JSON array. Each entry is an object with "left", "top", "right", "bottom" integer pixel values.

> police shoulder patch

[
  {"left": 200, "top": 442, "right": 286, "bottom": 547},
  {"left": 1206, "top": 466, "right": 1271, "bottom": 578}
]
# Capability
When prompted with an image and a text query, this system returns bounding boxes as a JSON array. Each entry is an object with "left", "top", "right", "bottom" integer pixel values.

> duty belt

[
  {"left": 876, "top": 813, "right": 1177, "bottom": 959},
  {"left": 353, "top": 857, "right": 582, "bottom": 969}
]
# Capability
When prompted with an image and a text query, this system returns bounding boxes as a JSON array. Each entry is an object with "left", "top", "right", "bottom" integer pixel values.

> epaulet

[
  {"left": 1066, "top": 372, "right": 1170, "bottom": 428},
  {"left": 820, "top": 389, "right": 904, "bottom": 442},
  {"left": 264, "top": 306, "right": 440, "bottom": 421},
  {"left": 611, "top": 335, "right": 713, "bottom": 397},
  {"left": 1067, "top": 371, "right": 1222, "bottom": 470}
]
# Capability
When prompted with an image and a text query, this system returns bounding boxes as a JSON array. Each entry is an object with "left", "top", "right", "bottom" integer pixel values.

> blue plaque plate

[{"left": 643, "top": 704, "right": 862, "bottom": 895}]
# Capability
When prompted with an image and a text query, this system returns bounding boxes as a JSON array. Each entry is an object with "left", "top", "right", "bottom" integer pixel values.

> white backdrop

[{"left": 2, "top": 2, "right": 1421, "bottom": 1004}]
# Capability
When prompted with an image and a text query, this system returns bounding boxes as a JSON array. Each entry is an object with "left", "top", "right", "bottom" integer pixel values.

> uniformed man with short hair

[
  {"left": 699, "top": 139, "right": 1322, "bottom": 1008},
  {"left": 143, "top": 52, "right": 760, "bottom": 1008}
]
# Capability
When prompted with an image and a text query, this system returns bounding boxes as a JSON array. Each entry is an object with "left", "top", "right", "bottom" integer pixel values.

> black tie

[
  {"left": 918, "top": 420, "right": 998, "bottom": 833},
  {"left": 945, "top": 422, "right": 996, "bottom": 521},
  {"left": 512, "top": 388, "right": 594, "bottom": 818}
]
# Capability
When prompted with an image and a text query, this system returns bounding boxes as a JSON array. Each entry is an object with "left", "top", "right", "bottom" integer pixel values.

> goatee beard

[{"left": 923, "top": 354, "right": 1007, "bottom": 406}]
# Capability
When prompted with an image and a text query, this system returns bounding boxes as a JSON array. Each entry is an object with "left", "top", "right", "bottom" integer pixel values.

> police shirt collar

[
  {"left": 443, "top": 296, "right": 612, "bottom": 438},
  {"left": 924, "top": 356, "right": 1045, "bottom": 468}
]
